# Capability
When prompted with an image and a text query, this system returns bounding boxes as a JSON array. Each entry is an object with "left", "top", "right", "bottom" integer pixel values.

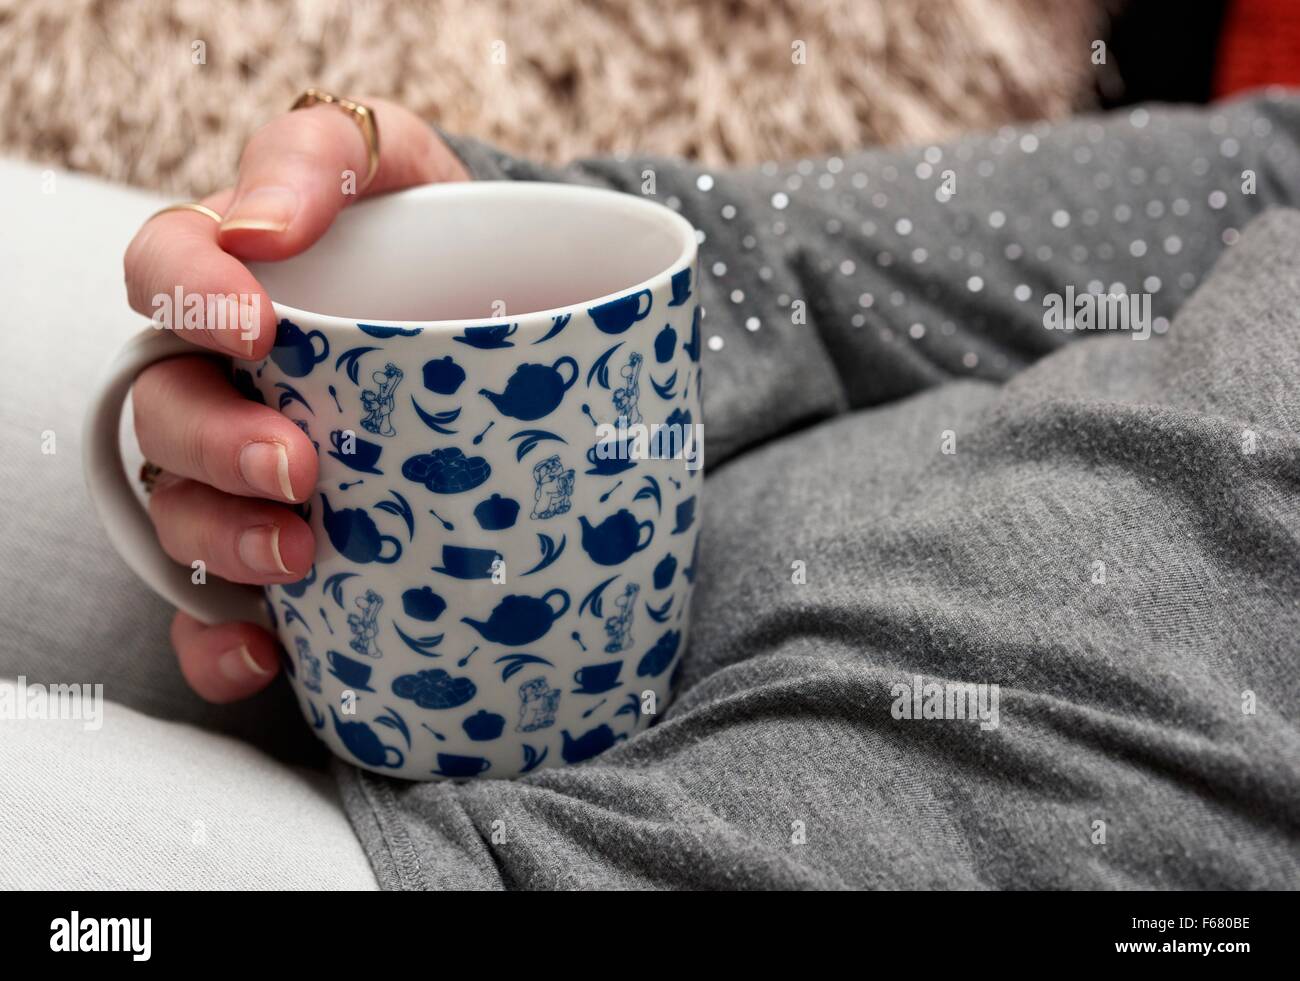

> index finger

[{"left": 123, "top": 188, "right": 276, "bottom": 360}]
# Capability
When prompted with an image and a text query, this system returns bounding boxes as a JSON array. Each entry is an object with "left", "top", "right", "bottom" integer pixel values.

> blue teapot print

[
  {"left": 561, "top": 723, "right": 626, "bottom": 764},
  {"left": 270, "top": 319, "right": 330, "bottom": 377},
  {"left": 330, "top": 707, "right": 404, "bottom": 769},
  {"left": 461, "top": 589, "right": 570, "bottom": 646},
  {"left": 572, "top": 660, "right": 623, "bottom": 695},
  {"left": 637, "top": 629, "right": 681, "bottom": 678},
  {"left": 588, "top": 290, "right": 652, "bottom": 335},
  {"left": 432, "top": 753, "right": 491, "bottom": 778},
  {"left": 479, "top": 357, "right": 578, "bottom": 421},
  {"left": 580, "top": 508, "right": 654, "bottom": 566},
  {"left": 321, "top": 494, "right": 402, "bottom": 564}
]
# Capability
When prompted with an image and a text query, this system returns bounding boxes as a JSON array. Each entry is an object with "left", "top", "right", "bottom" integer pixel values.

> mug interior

[{"left": 249, "top": 181, "right": 694, "bottom": 325}]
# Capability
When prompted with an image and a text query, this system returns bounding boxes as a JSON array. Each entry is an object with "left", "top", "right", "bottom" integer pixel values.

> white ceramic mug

[{"left": 84, "top": 181, "right": 703, "bottom": 779}]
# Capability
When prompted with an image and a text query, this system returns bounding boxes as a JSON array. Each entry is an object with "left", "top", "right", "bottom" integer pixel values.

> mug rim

[{"left": 258, "top": 180, "right": 699, "bottom": 333}]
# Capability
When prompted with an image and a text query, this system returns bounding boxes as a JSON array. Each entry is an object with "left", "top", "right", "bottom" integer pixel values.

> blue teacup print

[
  {"left": 668, "top": 267, "right": 692, "bottom": 306},
  {"left": 86, "top": 181, "right": 702, "bottom": 781},
  {"left": 479, "top": 357, "right": 579, "bottom": 421},
  {"left": 461, "top": 590, "right": 570, "bottom": 646},
  {"left": 432, "top": 544, "right": 503, "bottom": 580},
  {"left": 321, "top": 495, "right": 402, "bottom": 564},
  {"left": 271, "top": 318, "right": 330, "bottom": 377},
  {"left": 328, "top": 429, "right": 385, "bottom": 475},
  {"left": 585, "top": 438, "right": 637, "bottom": 476},
  {"left": 454, "top": 323, "right": 517, "bottom": 349},
  {"left": 580, "top": 509, "right": 654, "bottom": 566},
  {"left": 588, "top": 289, "right": 652, "bottom": 335},
  {"left": 327, "top": 650, "right": 377, "bottom": 691},
  {"left": 433, "top": 753, "right": 492, "bottom": 778},
  {"left": 331, "top": 708, "right": 405, "bottom": 769},
  {"left": 462, "top": 709, "right": 506, "bottom": 742},
  {"left": 572, "top": 661, "right": 623, "bottom": 695}
]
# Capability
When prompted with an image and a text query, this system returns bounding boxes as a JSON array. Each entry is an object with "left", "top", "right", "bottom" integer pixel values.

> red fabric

[{"left": 1214, "top": 0, "right": 1300, "bottom": 96}]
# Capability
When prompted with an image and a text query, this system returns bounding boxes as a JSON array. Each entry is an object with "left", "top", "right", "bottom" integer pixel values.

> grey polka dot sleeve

[{"left": 441, "top": 90, "right": 1300, "bottom": 466}]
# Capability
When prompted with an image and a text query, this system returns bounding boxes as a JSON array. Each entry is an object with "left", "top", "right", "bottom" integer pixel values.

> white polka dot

[
  {"left": 695, "top": 229, "right": 706, "bottom": 244},
  {"left": 1051, "top": 209, "right": 1070, "bottom": 228},
  {"left": 742, "top": 234, "right": 757, "bottom": 249},
  {"left": 1019, "top": 134, "right": 1039, "bottom": 153},
  {"left": 851, "top": 314, "right": 865, "bottom": 327},
  {"left": 1153, "top": 316, "right": 1170, "bottom": 335},
  {"left": 1005, "top": 243, "right": 1023, "bottom": 260},
  {"left": 967, "top": 276, "right": 984, "bottom": 293},
  {"left": 1129, "top": 107, "right": 1150, "bottom": 128},
  {"left": 711, "top": 261, "right": 727, "bottom": 276},
  {"left": 911, "top": 248, "right": 928, "bottom": 263},
  {"left": 721, "top": 204, "right": 736, "bottom": 220},
  {"left": 915, "top": 162, "right": 933, "bottom": 179},
  {"left": 1172, "top": 198, "right": 1191, "bottom": 216},
  {"left": 827, "top": 157, "right": 844, "bottom": 174},
  {"left": 745, "top": 317, "right": 761, "bottom": 331},
  {"left": 730, "top": 289, "right": 745, "bottom": 303},
  {"left": 696, "top": 174, "right": 714, "bottom": 192},
  {"left": 1129, "top": 240, "right": 1147, "bottom": 258},
  {"left": 1220, "top": 138, "right": 1240, "bottom": 158},
  {"left": 852, "top": 173, "right": 869, "bottom": 189},
  {"left": 707, "top": 335, "right": 724, "bottom": 351},
  {"left": 924, "top": 146, "right": 942, "bottom": 164},
  {"left": 890, "top": 291, "right": 905, "bottom": 307},
  {"left": 1223, "top": 228, "right": 1240, "bottom": 245},
  {"left": 909, "top": 322, "right": 926, "bottom": 339},
  {"left": 771, "top": 192, "right": 789, "bottom": 210},
  {"left": 839, "top": 260, "right": 856, "bottom": 275},
  {"left": 988, "top": 210, "right": 1006, "bottom": 229},
  {"left": 963, "top": 351, "right": 979, "bottom": 368},
  {"left": 895, "top": 218, "right": 913, "bottom": 236},
  {"left": 1208, "top": 190, "right": 1228, "bottom": 210},
  {"left": 1143, "top": 276, "right": 1161, "bottom": 293},
  {"left": 858, "top": 293, "right": 874, "bottom": 308},
  {"left": 1013, "top": 284, "right": 1032, "bottom": 302},
  {"left": 1164, "top": 235, "right": 1183, "bottom": 255}
]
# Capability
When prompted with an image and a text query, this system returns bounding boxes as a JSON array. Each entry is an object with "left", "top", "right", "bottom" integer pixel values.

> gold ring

[
  {"left": 291, "top": 87, "right": 380, "bottom": 191},
  {"left": 148, "top": 202, "right": 224, "bottom": 224},
  {"left": 139, "top": 461, "right": 164, "bottom": 494}
]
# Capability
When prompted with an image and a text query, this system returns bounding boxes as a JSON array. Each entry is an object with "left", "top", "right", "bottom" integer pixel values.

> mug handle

[
  {"left": 383, "top": 745, "right": 405, "bottom": 768},
  {"left": 635, "top": 290, "right": 652, "bottom": 319},
  {"left": 81, "top": 328, "right": 271, "bottom": 627}
]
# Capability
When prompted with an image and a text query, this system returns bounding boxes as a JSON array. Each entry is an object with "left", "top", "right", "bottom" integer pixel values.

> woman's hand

[{"left": 123, "top": 98, "right": 469, "bottom": 703}]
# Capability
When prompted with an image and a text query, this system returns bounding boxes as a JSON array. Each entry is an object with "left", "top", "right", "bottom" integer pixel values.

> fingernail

[
  {"left": 220, "top": 186, "right": 299, "bottom": 233},
  {"left": 238, "top": 524, "right": 291, "bottom": 576},
  {"left": 238, "top": 440, "right": 295, "bottom": 500},
  {"left": 218, "top": 644, "right": 272, "bottom": 682}
]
